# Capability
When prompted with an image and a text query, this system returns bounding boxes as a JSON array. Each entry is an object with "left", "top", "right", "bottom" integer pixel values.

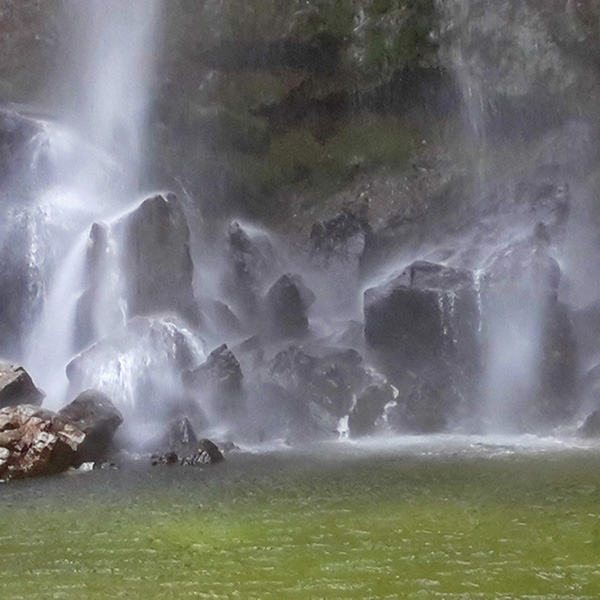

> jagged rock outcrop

[
  {"left": 0, "top": 363, "right": 44, "bottom": 409},
  {"left": 310, "top": 207, "right": 371, "bottom": 267},
  {"left": 67, "top": 316, "right": 203, "bottom": 417},
  {"left": 0, "top": 394, "right": 123, "bottom": 480},
  {"left": 184, "top": 344, "right": 243, "bottom": 416},
  {"left": 58, "top": 390, "right": 123, "bottom": 465},
  {"left": 348, "top": 383, "right": 394, "bottom": 437},
  {"left": 364, "top": 260, "right": 481, "bottom": 432},
  {"left": 266, "top": 345, "right": 374, "bottom": 437},
  {"left": 265, "top": 273, "right": 315, "bottom": 338},
  {"left": 578, "top": 410, "right": 600, "bottom": 438},
  {"left": 120, "top": 193, "right": 198, "bottom": 323},
  {"left": 483, "top": 234, "right": 578, "bottom": 424},
  {"left": 0, "top": 405, "right": 83, "bottom": 480},
  {"left": 151, "top": 417, "right": 224, "bottom": 465},
  {"left": 222, "top": 221, "right": 280, "bottom": 320}
]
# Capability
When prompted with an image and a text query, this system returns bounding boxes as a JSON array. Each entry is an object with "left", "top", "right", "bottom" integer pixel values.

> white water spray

[{"left": 24, "top": 0, "right": 162, "bottom": 408}]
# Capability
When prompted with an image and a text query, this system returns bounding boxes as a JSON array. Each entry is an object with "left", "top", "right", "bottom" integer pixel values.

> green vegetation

[{"left": 1, "top": 452, "right": 600, "bottom": 598}]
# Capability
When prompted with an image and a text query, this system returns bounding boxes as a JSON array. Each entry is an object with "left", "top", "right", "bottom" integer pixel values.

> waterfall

[{"left": 22, "top": 0, "right": 162, "bottom": 408}]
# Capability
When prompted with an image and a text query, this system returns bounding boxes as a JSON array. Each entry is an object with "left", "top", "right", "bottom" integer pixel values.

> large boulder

[
  {"left": 482, "top": 233, "right": 578, "bottom": 426},
  {"left": 119, "top": 193, "right": 198, "bottom": 323},
  {"left": 265, "top": 273, "right": 315, "bottom": 338},
  {"left": 0, "top": 363, "right": 44, "bottom": 408},
  {"left": 364, "top": 260, "right": 481, "bottom": 432},
  {"left": 0, "top": 404, "right": 84, "bottom": 480},
  {"left": 267, "top": 345, "right": 371, "bottom": 427},
  {"left": 58, "top": 390, "right": 123, "bottom": 465},
  {"left": 184, "top": 344, "right": 243, "bottom": 417},
  {"left": 66, "top": 316, "right": 204, "bottom": 418},
  {"left": 348, "top": 383, "right": 394, "bottom": 437}
]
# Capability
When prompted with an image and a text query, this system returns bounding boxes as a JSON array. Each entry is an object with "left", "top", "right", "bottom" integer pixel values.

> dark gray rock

[
  {"left": 268, "top": 345, "right": 370, "bottom": 421},
  {"left": 184, "top": 344, "right": 243, "bottom": 416},
  {"left": 365, "top": 261, "right": 480, "bottom": 361},
  {"left": 120, "top": 193, "right": 198, "bottom": 323},
  {"left": 159, "top": 416, "right": 198, "bottom": 456},
  {"left": 386, "top": 377, "right": 450, "bottom": 434},
  {"left": 222, "top": 221, "right": 279, "bottom": 320},
  {"left": 310, "top": 206, "right": 371, "bottom": 267},
  {"left": 364, "top": 261, "right": 481, "bottom": 432},
  {"left": 58, "top": 390, "right": 123, "bottom": 465},
  {"left": 348, "top": 383, "right": 394, "bottom": 437},
  {"left": 265, "top": 273, "right": 315, "bottom": 338},
  {"left": 66, "top": 316, "right": 203, "bottom": 418},
  {"left": 578, "top": 410, "right": 600, "bottom": 438},
  {"left": 0, "top": 363, "right": 44, "bottom": 409}
]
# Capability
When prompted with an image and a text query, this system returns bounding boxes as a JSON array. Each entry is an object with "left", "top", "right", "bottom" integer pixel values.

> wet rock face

[
  {"left": 268, "top": 345, "right": 370, "bottom": 424},
  {"left": 66, "top": 316, "right": 203, "bottom": 417},
  {"left": 58, "top": 390, "right": 123, "bottom": 465},
  {"left": 365, "top": 261, "right": 480, "bottom": 367},
  {"left": 0, "top": 404, "right": 84, "bottom": 480},
  {"left": 152, "top": 417, "right": 224, "bottom": 466},
  {"left": 120, "top": 193, "right": 198, "bottom": 323},
  {"left": 310, "top": 207, "right": 371, "bottom": 267},
  {"left": 265, "top": 273, "right": 315, "bottom": 338},
  {"left": 159, "top": 416, "right": 198, "bottom": 456},
  {"left": 0, "top": 363, "right": 44, "bottom": 409},
  {"left": 222, "top": 221, "right": 279, "bottom": 320},
  {"left": 364, "top": 261, "right": 481, "bottom": 432},
  {"left": 483, "top": 236, "right": 578, "bottom": 424},
  {"left": 578, "top": 410, "right": 600, "bottom": 438},
  {"left": 184, "top": 344, "right": 243, "bottom": 416},
  {"left": 348, "top": 384, "right": 394, "bottom": 438}
]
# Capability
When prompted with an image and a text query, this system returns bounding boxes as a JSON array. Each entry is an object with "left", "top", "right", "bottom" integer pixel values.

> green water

[{"left": 1, "top": 444, "right": 600, "bottom": 599}]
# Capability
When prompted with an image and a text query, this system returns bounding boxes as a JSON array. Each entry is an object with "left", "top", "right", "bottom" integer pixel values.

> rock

[
  {"left": 222, "top": 221, "right": 279, "bottom": 320},
  {"left": 0, "top": 404, "right": 85, "bottom": 480},
  {"left": 365, "top": 261, "right": 480, "bottom": 360},
  {"left": 151, "top": 451, "right": 179, "bottom": 465},
  {"left": 58, "top": 390, "right": 124, "bottom": 465},
  {"left": 578, "top": 410, "right": 600, "bottom": 438},
  {"left": 386, "top": 377, "right": 450, "bottom": 434},
  {"left": 309, "top": 206, "right": 371, "bottom": 267},
  {"left": 152, "top": 429, "right": 224, "bottom": 466},
  {"left": 74, "top": 221, "right": 111, "bottom": 351},
  {"left": 0, "top": 363, "right": 44, "bottom": 409},
  {"left": 483, "top": 235, "right": 578, "bottom": 424},
  {"left": 119, "top": 193, "right": 198, "bottom": 323},
  {"left": 184, "top": 344, "right": 243, "bottom": 416},
  {"left": 181, "top": 439, "right": 224, "bottom": 465},
  {"left": 484, "top": 235, "right": 561, "bottom": 303},
  {"left": 159, "top": 416, "right": 198, "bottom": 456},
  {"left": 268, "top": 345, "right": 371, "bottom": 421},
  {"left": 364, "top": 261, "right": 481, "bottom": 431},
  {"left": 66, "top": 316, "right": 204, "bottom": 418},
  {"left": 348, "top": 384, "right": 394, "bottom": 437},
  {"left": 265, "top": 273, "right": 315, "bottom": 338},
  {"left": 198, "top": 297, "right": 244, "bottom": 338}
]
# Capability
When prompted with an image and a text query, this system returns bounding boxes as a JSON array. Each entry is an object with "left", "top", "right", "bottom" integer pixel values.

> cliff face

[{"left": 1, "top": 1, "right": 600, "bottom": 232}]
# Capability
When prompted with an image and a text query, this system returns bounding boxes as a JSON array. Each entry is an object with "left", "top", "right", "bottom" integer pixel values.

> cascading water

[{"left": 22, "top": 0, "right": 162, "bottom": 408}]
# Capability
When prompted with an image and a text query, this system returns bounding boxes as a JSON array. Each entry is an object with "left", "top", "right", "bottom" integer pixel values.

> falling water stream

[{"left": 22, "top": 0, "right": 162, "bottom": 408}]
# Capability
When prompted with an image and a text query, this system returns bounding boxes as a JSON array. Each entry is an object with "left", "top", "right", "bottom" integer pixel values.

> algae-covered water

[{"left": 1, "top": 437, "right": 600, "bottom": 599}]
